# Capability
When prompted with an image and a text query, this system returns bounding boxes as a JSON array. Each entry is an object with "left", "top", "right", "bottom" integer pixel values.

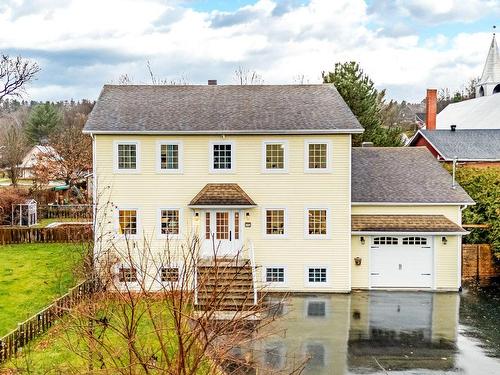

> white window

[
  {"left": 262, "top": 141, "right": 288, "bottom": 172},
  {"left": 161, "top": 267, "right": 180, "bottom": 282},
  {"left": 114, "top": 141, "right": 140, "bottom": 173},
  {"left": 373, "top": 236, "right": 398, "bottom": 245},
  {"left": 402, "top": 237, "right": 428, "bottom": 245},
  {"left": 308, "top": 267, "right": 327, "bottom": 283},
  {"left": 118, "top": 267, "right": 137, "bottom": 283},
  {"left": 157, "top": 141, "right": 182, "bottom": 173},
  {"left": 304, "top": 140, "right": 331, "bottom": 172},
  {"left": 264, "top": 208, "right": 286, "bottom": 237},
  {"left": 305, "top": 208, "right": 329, "bottom": 238},
  {"left": 265, "top": 267, "right": 286, "bottom": 284},
  {"left": 210, "top": 142, "right": 234, "bottom": 172},
  {"left": 158, "top": 208, "right": 181, "bottom": 237},
  {"left": 118, "top": 209, "right": 138, "bottom": 236}
]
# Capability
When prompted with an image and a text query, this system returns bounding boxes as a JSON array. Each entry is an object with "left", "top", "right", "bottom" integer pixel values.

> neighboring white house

[{"left": 18, "top": 145, "right": 60, "bottom": 179}]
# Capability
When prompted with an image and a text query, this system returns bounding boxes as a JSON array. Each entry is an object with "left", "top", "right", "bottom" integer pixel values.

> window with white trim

[
  {"left": 266, "top": 267, "right": 285, "bottom": 283},
  {"left": 265, "top": 142, "right": 285, "bottom": 170},
  {"left": 212, "top": 143, "right": 233, "bottom": 170},
  {"left": 307, "top": 142, "right": 328, "bottom": 170},
  {"left": 308, "top": 267, "right": 327, "bottom": 283},
  {"left": 118, "top": 209, "right": 137, "bottom": 235},
  {"left": 161, "top": 267, "right": 179, "bottom": 282},
  {"left": 117, "top": 143, "right": 137, "bottom": 170},
  {"left": 118, "top": 267, "right": 137, "bottom": 282},
  {"left": 373, "top": 237, "right": 398, "bottom": 245},
  {"left": 160, "top": 209, "right": 179, "bottom": 235},
  {"left": 266, "top": 209, "right": 285, "bottom": 235},
  {"left": 308, "top": 209, "right": 327, "bottom": 236},
  {"left": 402, "top": 237, "right": 428, "bottom": 245},
  {"left": 160, "top": 143, "right": 179, "bottom": 170}
]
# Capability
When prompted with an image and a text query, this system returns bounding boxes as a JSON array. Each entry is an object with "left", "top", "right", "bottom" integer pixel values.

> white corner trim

[
  {"left": 156, "top": 140, "right": 183, "bottom": 174},
  {"left": 156, "top": 206, "right": 183, "bottom": 239},
  {"left": 261, "top": 140, "right": 289, "bottom": 174},
  {"left": 261, "top": 207, "right": 289, "bottom": 239},
  {"left": 304, "top": 206, "right": 331, "bottom": 239},
  {"left": 209, "top": 140, "right": 236, "bottom": 174},
  {"left": 113, "top": 140, "right": 141, "bottom": 174},
  {"left": 304, "top": 139, "right": 333, "bottom": 173}
]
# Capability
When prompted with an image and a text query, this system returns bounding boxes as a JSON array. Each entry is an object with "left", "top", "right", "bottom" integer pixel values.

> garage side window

[
  {"left": 402, "top": 237, "right": 427, "bottom": 245},
  {"left": 373, "top": 237, "right": 398, "bottom": 245}
]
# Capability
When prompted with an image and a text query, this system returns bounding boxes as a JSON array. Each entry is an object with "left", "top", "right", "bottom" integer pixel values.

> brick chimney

[
  {"left": 208, "top": 79, "right": 217, "bottom": 85},
  {"left": 425, "top": 88, "right": 437, "bottom": 130}
]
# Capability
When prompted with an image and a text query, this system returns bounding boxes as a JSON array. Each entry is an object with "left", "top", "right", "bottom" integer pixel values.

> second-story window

[
  {"left": 211, "top": 142, "right": 234, "bottom": 172},
  {"left": 116, "top": 142, "right": 139, "bottom": 171},
  {"left": 158, "top": 141, "right": 182, "bottom": 173},
  {"left": 264, "top": 142, "right": 287, "bottom": 171},
  {"left": 305, "top": 140, "right": 331, "bottom": 172}
]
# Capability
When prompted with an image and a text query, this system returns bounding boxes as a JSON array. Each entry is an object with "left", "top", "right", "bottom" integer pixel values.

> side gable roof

[
  {"left": 410, "top": 129, "right": 500, "bottom": 161},
  {"left": 83, "top": 84, "right": 363, "bottom": 134},
  {"left": 351, "top": 147, "right": 474, "bottom": 205}
]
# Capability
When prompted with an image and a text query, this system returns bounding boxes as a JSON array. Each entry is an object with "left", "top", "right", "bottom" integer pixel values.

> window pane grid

[
  {"left": 216, "top": 212, "right": 229, "bottom": 239},
  {"left": 308, "top": 143, "right": 327, "bottom": 169},
  {"left": 266, "top": 210, "right": 285, "bottom": 235},
  {"left": 119, "top": 210, "right": 137, "bottom": 235},
  {"left": 234, "top": 212, "right": 240, "bottom": 240},
  {"left": 160, "top": 210, "right": 179, "bottom": 235},
  {"left": 402, "top": 237, "right": 427, "bottom": 245},
  {"left": 161, "top": 267, "right": 179, "bottom": 282},
  {"left": 119, "top": 267, "right": 137, "bottom": 282},
  {"left": 266, "top": 268, "right": 285, "bottom": 283},
  {"left": 308, "top": 268, "right": 327, "bottom": 283},
  {"left": 205, "top": 212, "right": 211, "bottom": 240},
  {"left": 266, "top": 144, "right": 284, "bottom": 169},
  {"left": 213, "top": 144, "right": 232, "bottom": 170},
  {"left": 373, "top": 237, "right": 398, "bottom": 245},
  {"left": 118, "top": 144, "right": 137, "bottom": 169},
  {"left": 308, "top": 209, "right": 327, "bottom": 235},
  {"left": 160, "top": 144, "right": 179, "bottom": 170}
]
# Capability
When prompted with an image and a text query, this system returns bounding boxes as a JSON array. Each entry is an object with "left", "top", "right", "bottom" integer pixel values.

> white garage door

[{"left": 370, "top": 236, "right": 433, "bottom": 288}]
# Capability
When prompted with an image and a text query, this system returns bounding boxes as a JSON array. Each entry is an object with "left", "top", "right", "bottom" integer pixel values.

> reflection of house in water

[
  {"left": 348, "top": 292, "right": 459, "bottom": 372},
  {"left": 248, "top": 292, "right": 459, "bottom": 374}
]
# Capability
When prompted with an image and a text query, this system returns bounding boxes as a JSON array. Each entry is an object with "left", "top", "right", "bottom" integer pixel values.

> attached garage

[{"left": 370, "top": 236, "right": 433, "bottom": 289}]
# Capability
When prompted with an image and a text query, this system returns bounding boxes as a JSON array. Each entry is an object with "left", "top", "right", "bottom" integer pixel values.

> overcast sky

[{"left": 1, "top": 0, "right": 498, "bottom": 103}]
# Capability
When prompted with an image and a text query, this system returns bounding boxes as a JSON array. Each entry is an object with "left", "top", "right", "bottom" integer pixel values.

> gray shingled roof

[
  {"left": 83, "top": 84, "right": 363, "bottom": 134},
  {"left": 352, "top": 147, "right": 474, "bottom": 204},
  {"left": 413, "top": 129, "right": 500, "bottom": 161}
]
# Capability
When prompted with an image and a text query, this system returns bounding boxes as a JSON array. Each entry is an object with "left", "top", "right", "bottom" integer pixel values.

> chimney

[
  {"left": 425, "top": 88, "right": 437, "bottom": 130},
  {"left": 361, "top": 142, "right": 374, "bottom": 147},
  {"left": 450, "top": 124, "right": 456, "bottom": 132},
  {"left": 208, "top": 79, "right": 217, "bottom": 86}
]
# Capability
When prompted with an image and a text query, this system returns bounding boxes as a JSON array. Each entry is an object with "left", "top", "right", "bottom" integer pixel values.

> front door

[{"left": 201, "top": 210, "right": 242, "bottom": 257}]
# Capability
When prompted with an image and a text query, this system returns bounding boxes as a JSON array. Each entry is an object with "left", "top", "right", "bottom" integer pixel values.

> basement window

[
  {"left": 265, "top": 267, "right": 285, "bottom": 283},
  {"left": 161, "top": 267, "right": 180, "bottom": 282},
  {"left": 118, "top": 267, "right": 137, "bottom": 283},
  {"left": 308, "top": 268, "right": 327, "bottom": 283}
]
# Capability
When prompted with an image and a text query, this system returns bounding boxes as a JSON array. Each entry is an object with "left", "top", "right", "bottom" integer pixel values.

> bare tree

[
  {"left": 234, "top": 66, "right": 264, "bottom": 85},
  {"left": 0, "top": 112, "right": 29, "bottom": 186},
  {"left": 0, "top": 55, "right": 40, "bottom": 102}
]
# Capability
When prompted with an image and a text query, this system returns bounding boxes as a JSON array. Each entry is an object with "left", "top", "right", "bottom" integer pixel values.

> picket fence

[
  {"left": 0, "top": 225, "right": 92, "bottom": 245},
  {"left": 0, "top": 279, "right": 96, "bottom": 364}
]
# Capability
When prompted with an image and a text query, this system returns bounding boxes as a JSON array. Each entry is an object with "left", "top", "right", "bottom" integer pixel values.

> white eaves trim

[
  {"left": 188, "top": 205, "right": 257, "bottom": 209},
  {"left": 351, "top": 202, "right": 475, "bottom": 206},
  {"left": 83, "top": 128, "right": 365, "bottom": 135},
  {"left": 352, "top": 231, "right": 469, "bottom": 236}
]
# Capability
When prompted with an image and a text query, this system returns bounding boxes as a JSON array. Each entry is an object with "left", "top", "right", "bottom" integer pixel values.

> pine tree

[
  {"left": 323, "top": 62, "right": 402, "bottom": 147},
  {"left": 25, "top": 103, "right": 61, "bottom": 145}
]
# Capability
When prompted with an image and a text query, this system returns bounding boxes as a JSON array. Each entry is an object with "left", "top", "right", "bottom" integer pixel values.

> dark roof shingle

[
  {"left": 413, "top": 129, "right": 500, "bottom": 161},
  {"left": 352, "top": 214, "right": 466, "bottom": 233},
  {"left": 352, "top": 147, "right": 474, "bottom": 204},
  {"left": 83, "top": 84, "right": 363, "bottom": 134},
  {"left": 189, "top": 184, "right": 256, "bottom": 206}
]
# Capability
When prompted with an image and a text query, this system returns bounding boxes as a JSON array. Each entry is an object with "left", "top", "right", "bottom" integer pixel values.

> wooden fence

[
  {"left": 0, "top": 225, "right": 93, "bottom": 245},
  {"left": 38, "top": 204, "right": 93, "bottom": 220},
  {"left": 462, "top": 244, "right": 500, "bottom": 281},
  {"left": 0, "top": 279, "right": 96, "bottom": 364}
]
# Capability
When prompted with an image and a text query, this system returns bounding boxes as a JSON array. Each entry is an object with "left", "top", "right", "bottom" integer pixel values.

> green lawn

[
  {"left": 0, "top": 243, "right": 86, "bottom": 336},
  {"left": 34, "top": 217, "right": 90, "bottom": 228}
]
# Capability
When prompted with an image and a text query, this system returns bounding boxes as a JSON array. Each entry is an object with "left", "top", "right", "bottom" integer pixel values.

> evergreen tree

[
  {"left": 323, "top": 62, "right": 402, "bottom": 147},
  {"left": 24, "top": 103, "right": 61, "bottom": 144}
]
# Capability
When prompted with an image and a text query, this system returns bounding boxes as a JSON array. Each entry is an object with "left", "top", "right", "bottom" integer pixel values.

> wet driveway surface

[{"left": 249, "top": 286, "right": 500, "bottom": 374}]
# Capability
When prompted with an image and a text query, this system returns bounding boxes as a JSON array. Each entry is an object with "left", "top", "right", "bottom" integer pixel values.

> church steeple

[{"left": 476, "top": 26, "right": 500, "bottom": 97}]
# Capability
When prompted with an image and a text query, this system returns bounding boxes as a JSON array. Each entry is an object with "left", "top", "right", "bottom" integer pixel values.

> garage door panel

[{"left": 370, "top": 237, "right": 433, "bottom": 289}]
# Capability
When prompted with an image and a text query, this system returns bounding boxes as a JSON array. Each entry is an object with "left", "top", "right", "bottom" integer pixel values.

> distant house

[
  {"left": 436, "top": 33, "right": 500, "bottom": 130},
  {"left": 18, "top": 145, "right": 61, "bottom": 179},
  {"left": 409, "top": 128, "right": 500, "bottom": 166}
]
